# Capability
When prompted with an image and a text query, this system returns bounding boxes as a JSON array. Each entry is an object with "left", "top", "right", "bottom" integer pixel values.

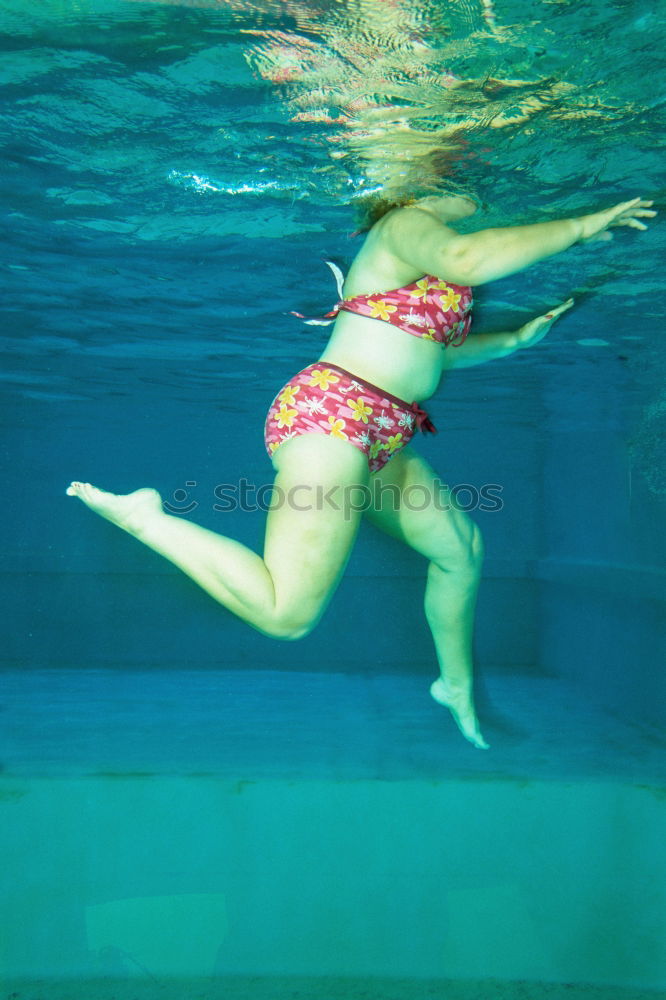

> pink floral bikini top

[
  {"left": 294, "top": 264, "right": 473, "bottom": 347},
  {"left": 336, "top": 275, "right": 473, "bottom": 347}
]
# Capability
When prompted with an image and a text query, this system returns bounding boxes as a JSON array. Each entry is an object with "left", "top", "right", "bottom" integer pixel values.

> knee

[
  {"left": 469, "top": 522, "right": 484, "bottom": 564},
  {"left": 276, "top": 622, "right": 316, "bottom": 642},
  {"left": 459, "top": 524, "right": 484, "bottom": 576},
  {"left": 263, "top": 612, "right": 318, "bottom": 642},
  {"left": 432, "top": 519, "right": 484, "bottom": 575}
]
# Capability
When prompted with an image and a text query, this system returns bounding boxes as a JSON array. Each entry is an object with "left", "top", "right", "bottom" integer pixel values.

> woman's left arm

[{"left": 447, "top": 299, "right": 574, "bottom": 369}]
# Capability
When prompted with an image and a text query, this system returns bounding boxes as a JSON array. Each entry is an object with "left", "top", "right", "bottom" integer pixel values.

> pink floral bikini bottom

[{"left": 264, "top": 362, "right": 436, "bottom": 473}]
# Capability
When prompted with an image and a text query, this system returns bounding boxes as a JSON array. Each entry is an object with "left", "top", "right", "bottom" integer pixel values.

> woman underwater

[{"left": 67, "top": 193, "right": 654, "bottom": 749}]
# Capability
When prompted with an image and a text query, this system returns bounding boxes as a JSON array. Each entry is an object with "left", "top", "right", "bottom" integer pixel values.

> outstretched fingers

[
  {"left": 542, "top": 297, "right": 574, "bottom": 320},
  {"left": 611, "top": 198, "right": 656, "bottom": 230},
  {"left": 516, "top": 297, "right": 574, "bottom": 349},
  {"left": 581, "top": 197, "right": 656, "bottom": 243},
  {"left": 615, "top": 215, "right": 652, "bottom": 231}
]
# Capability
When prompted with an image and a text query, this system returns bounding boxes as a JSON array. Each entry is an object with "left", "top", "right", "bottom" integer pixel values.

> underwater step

[{"left": 1, "top": 668, "right": 664, "bottom": 782}]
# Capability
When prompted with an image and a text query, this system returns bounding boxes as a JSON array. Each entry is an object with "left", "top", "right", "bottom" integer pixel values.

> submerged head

[
  {"left": 353, "top": 188, "right": 479, "bottom": 234},
  {"left": 415, "top": 193, "right": 479, "bottom": 222}
]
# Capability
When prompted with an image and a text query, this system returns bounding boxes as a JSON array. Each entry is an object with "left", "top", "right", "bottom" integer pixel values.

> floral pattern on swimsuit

[
  {"left": 336, "top": 275, "right": 473, "bottom": 346},
  {"left": 264, "top": 363, "right": 435, "bottom": 473}
]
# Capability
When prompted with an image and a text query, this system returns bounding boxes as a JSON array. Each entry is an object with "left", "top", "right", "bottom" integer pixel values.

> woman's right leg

[{"left": 67, "top": 434, "right": 369, "bottom": 640}]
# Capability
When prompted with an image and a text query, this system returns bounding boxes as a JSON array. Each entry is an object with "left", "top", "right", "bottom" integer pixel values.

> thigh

[
  {"left": 365, "top": 447, "right": 480, "bottom": 563},
  {"left": 263, "top": 433, "right": 370, "bottom": 622}
]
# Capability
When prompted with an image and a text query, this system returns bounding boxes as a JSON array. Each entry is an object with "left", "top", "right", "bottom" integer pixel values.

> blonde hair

[{"left": 353, "top": 194, "right": 417, "bottom": 234}]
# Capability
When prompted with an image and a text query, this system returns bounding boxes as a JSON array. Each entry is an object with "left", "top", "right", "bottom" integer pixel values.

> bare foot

[
  {"left": 66, "top": 483, "right": 163, "bottom": 537},
  {"left": 430, "top": 678, "right": 490, "bottom": 750}
]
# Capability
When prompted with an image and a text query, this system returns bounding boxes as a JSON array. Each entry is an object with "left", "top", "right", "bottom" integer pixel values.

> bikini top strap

[{"left": 289, "top": 259, "right": 346, "bottom": 326}]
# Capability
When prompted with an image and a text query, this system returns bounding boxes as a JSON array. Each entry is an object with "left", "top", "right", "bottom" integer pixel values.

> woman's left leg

[{"left": 365, "top": 447, "right": 488, "bottom": 749}]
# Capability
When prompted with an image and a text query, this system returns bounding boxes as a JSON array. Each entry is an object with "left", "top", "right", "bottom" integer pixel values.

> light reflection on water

[{"left": 0, "top": 0, "right": 663, "bottom": 437}]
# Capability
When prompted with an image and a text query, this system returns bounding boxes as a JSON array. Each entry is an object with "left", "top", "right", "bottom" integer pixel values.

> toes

[
  {"left": 460, "top": 720, "right": 490, "bottom": 750},
  {"left": 66, "top": 481, "right": 98, "bottom": 501},
  {"left": 430, "top": 680, "right": 489, "bottom": 749}
]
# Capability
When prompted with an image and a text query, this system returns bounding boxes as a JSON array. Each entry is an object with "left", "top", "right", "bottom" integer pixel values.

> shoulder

[
  {"left": 369, "top": 205, "right": 469, "bottom": 284},
  {"left": 375, "top": 205, "right": 461, "bottom": 263},
  {"left": 380, "top": 204, "right": 459, "bottom": 242}
]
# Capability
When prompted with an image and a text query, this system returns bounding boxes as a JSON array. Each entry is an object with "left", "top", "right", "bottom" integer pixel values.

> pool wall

[{"left": 3, "top": 370, "right": 664, "bottom": 729}]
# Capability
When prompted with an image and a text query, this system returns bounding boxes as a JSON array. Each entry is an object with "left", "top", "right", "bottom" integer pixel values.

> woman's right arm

[{"left": 387, "top": 198, "right": 655, "bottom": 286}]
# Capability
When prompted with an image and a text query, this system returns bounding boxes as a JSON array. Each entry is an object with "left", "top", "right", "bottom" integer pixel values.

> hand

[
  {"left": 579, "top": 197, "right": 656, "bottom": 243},
  {"left": 516, "top": 298, "right": 574, "bottom": 349}
]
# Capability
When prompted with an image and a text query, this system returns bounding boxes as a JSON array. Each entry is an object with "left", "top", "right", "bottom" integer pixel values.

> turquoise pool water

[{"left": 1, "top": 1, "right": 665, "bottom": 997}]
